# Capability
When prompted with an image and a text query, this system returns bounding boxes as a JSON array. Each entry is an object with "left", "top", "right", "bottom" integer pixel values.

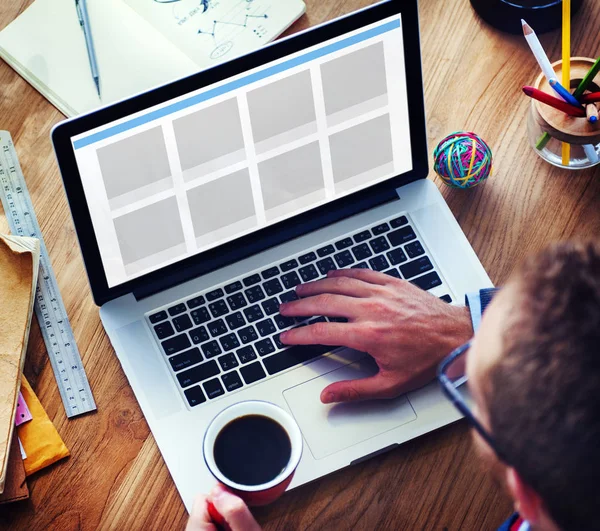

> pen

[
  {"left": 549, "top": 79, "right": 581, "bottom": 108},
  {"left": 75, "top": 0, "right": 101, "bottom": 98}
]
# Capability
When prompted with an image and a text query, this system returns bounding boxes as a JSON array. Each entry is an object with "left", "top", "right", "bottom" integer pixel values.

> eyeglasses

[{"left": 437, "top": 340, "right": 508, "bottom": 463}]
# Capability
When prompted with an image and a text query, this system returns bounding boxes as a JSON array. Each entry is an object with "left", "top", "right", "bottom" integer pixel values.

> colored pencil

[
  {"left": 586, "top": 104, "right": 599, "bottom": 123},
  {"left": 573, "top": 57, "right": 600, "bottom": 100},
  {"left": 521, "top": 20, "right": 557, "bottom": 83},
  {"left": 549, "top": 79, "right": 581, "bottom": 108},
  {"left": 522, "top": 86, "right": 586, "bottom": 116},
  {"left": 561, "top": 0, "right": 571, "bottom": 165},
  {"left": 583, "top": 144, "right": 599, "bottom": 164},
  {"left": 581, "top": 92, "right": 600, "bottom": 104}
]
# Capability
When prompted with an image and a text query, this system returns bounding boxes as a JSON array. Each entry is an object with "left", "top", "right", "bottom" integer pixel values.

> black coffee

[{"left": 213, "top": 414, "right": 292, "bottom": 486}]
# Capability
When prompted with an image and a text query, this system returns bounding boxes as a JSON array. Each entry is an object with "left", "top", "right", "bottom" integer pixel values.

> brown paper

[
  {"left": 0, "top": 431, "right": 29, "bottom": 504},
  {"left": 0, "top": 235, "right": 40, "bottom": 493}
]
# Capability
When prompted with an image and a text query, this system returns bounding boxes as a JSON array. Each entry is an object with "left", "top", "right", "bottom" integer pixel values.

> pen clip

[{"left": 75, "top": 0, "right": 84, "bottom": 26}]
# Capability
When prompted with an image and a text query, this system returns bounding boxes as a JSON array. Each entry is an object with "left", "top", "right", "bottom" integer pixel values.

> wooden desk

[{"left": 1, "top": 0, "right": 598, "bottom": 529}]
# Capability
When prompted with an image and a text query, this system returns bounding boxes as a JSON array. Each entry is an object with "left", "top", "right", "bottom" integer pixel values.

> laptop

[{"left": 52, "top": 0, "right": 492, "bottom": 511}]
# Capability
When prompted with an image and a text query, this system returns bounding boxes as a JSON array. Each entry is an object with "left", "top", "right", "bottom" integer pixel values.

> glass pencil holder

[{"left": 527, "top": 57, "right": 600, "bottom": 170}]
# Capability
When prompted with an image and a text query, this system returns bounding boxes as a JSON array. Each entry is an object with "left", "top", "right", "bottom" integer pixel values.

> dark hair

[{"left": 487, "top": 241, "right": 600, "bottom": 531}]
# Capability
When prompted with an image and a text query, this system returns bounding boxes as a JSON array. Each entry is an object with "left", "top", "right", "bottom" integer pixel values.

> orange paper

[{"left": 16, "top": 377, "right": 69, "bottom": 476}]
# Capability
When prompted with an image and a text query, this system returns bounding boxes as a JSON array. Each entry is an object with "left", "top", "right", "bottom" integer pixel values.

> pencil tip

[{"left": 522, "top": 20, "right": 532, "bottom": 34}]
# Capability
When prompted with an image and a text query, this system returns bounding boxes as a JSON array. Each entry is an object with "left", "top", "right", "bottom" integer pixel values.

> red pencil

[
  {"left": 522, "top": 86, "right": 586, "bottom": 117},
  {"left": 581, "top": 92, "right": 600, "bottom": 104}
]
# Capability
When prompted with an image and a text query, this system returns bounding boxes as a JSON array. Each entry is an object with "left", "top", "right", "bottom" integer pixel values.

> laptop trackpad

[{"left": 283, "top": 357, "right": 417, "bottom": 460}]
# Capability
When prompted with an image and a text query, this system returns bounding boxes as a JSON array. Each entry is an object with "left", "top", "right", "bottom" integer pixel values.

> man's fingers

[
  {"left": 280, "top": 293, "right": 359, "bottom": 319},
  {"left": 295, "top": 276, "right": 383, "bottom": 299},
  {"left": 327, "top": 268, "right": 391, "bottom": 285},
  {"left": 281, "top": 322, "right": 363, "bottom": 350},
  {"left": 186, "top": 494, "right": 216, "bottom": 531},
  {"left": 210, "top": 486, "right": 261, "bottom": 531},
  {"left": 320, "top": 373, "right": 405, "bottom": 404}
]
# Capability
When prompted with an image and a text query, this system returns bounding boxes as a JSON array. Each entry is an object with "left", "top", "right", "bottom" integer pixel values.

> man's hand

[
  {"left": 186, "top": 485, "right": 261, "bottom": 531},
  {"left": 279, "top": 268, "right": 472, "bottom": 404}
]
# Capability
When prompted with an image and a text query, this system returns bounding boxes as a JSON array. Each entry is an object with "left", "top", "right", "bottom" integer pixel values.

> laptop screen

[{"left": 70, "top": 14, "right": 411, "bottom": 289}]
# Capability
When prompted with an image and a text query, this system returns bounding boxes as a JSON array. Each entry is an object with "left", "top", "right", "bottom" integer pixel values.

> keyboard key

[
  {"left": 370, "top": 236, "right": 390, "bottom": 254},
  {"left": 384, "top": 268, "right": 402, "bottom": 279},
  {"left": 219, "top": 333, "right": 240, "bottom": 352},
  {"left": 256, "top": 318, "right": 276, "bottom": 337},
  {"left": 334, "top": 250, "right": 355, "bottom": 268},
  {"left": 225, "top": 312, "right": 246, "bottom": 330},
  {"left": 274, "top": 314, "right": 295, "bottom": 330},
  {"left": 351, "top": 243, "right": 373, "bottom": 261},
  {"left": 218, "top": 353, "right": 239, "bottom": 371},
  {"left": 191, "top": 307, "right": 211, "bottom": 325},
  {"left": 227, "top": 293, "right": 247, "bottom": 311},
  {"left": 173, "top": 314, "right": 193, "bottom": 333},
  {"left": 388, "top": 226, "right": 417, "bottom": 246},
  {"left": 273, "top": 333, "right": 285, "bottom": 350},
  {"left": 236, "top": 345, "right": 257, "bottom": 364},
  {"left": 209, "top": 299, "right": 228, "bottom": 318},
  {"left": 240, "top": 362, "right": 266, "bottom": 384},
  {"left": 201, "top": 340, "right": 222, "bottom": 358},
  {"left": 224, "top": 281, "right": 243, "bottom": 294},
  {"left": 262, "top": 298, "right": 280, "bottom": 315},
  {"left": 335, "top": 237, "right": 354, "bottom": 250},
  {"left": 184, "top": 386, "right": 206, "bottom": 407},
  {"left": 261, "top": 266, "right": 280, "bottom": 279},
  {"left": 405, "top": 240, "right": 425, "bottom": 259},
  {"left": 206, "top": 288, "right": 224, "bottom": 302},
  {"left": 245, "top": 285, "right": 266, "bottom": 303},
  {"left": 411, "top": 272, "right": 442, "bottom": 291},
  {"left": 149, "top": 310, "right": 168, "bottom": 323},
  {"left": 177, "top": 360, "right": 220, "bottom": 387},
  {"left": 238, "top": 326, "right": 259, "bottom": 344},
  {"left": 255, "top": 338, "right": 276, "bottom": 357},
  {"left": 372, "top": 222, "right": 390, "bottom": 235},
  {"left": 299, "top": 264, "right": 319, "bottom": 282},
  {"left": 169, "top": 347, "right": 203, "bottom": 372},
  {"left": 222, "top": 371, "right": 243, "bottom": 392},
  {"left": 263, "top": 279, "right": 283, "bottom": 297},
  {"left": 317, "top": 244, "right": 335, "bottom": 257},
  {"left": 167, "top": 303, "right": 186, "bottom": 317},
  {"left": 353, "top": 230, "right": 371, "bottom": 243},
  {"left": 263, "top": 344, "right": 333, "bottom": 375},
  {"left": 154, "top": 321, "right": 174, "bottom": 340},
  {"left": 400, "top": 257, "right": 434, "bottom": 279},
  {"left": 281, "top": 271, "right": 301, "bottom": 290},
  {"left": 162, "top": 334, "right": 191, "bottom": 356},
  {"left": 186, "top": 296, "right": 205, "bottom": 309},
  {"left": 280, "top": 291, "right": 298, "bottom": 304},
  {"left": 308, "top": 316, "right": 327, "bottom": 325},
  {"left": 243, "top": 305, "right": 264, "bottom": 322},
  {"left": 208, "top": 319, "right": 228, "bottom": 337},
  {"left": 387, "top": 248, "right": 408, "bottom": 265},
  {"left": 243, "top": 274, "right": 261, "bottom": 287},
  {"left": 390, "top": 215, "right": 408, "bottom": 228},
  {"left": 440, "top": 294, "right": 453, "bottom": 303},
  {"left": 317, "top": 257, "right": 337, "bottom": 275},
  {"left": 369, "top": 255, "right": 390, "bottom": 272},
  {"left": 298, "top": 252, "right": 316, "bottom": 264},
  {"left": 203, "top": 378, "right": 225, "bottom": 399},
  {"left": 189, "top": 326, "right": 210, "bottom": 344},
  {"left": 280, "top": 259, "right": 298, "bottom": 272},
  {"left": 352, "top": 262, "right": 369, "bottom": 269}
]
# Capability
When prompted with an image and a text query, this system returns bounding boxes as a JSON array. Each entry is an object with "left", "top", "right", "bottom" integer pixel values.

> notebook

[
  {"left": 0, "top": 235, "right": 40, "bottom": 494},
  {"left": 0, "top": 0, "right": 305, "bottom": 117}
]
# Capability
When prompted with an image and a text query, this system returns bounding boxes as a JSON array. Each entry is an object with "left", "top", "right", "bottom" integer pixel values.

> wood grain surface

[{"left": 0, "top": 0, "right": 599, "bottom": 529}]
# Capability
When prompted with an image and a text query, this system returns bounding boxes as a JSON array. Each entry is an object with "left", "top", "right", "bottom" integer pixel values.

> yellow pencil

[{"left": 562, "top": 0, "right": 571, "bottom": 166}]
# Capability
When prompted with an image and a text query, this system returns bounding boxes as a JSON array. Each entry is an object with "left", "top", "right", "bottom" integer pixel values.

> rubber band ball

[{"left": 433, "top": 132, "right": 493, "bottom": 188}]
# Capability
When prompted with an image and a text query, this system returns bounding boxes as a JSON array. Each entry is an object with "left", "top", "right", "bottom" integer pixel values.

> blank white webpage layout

[{"left": 72, "top": 15, "right": 412, "bottom": 288}]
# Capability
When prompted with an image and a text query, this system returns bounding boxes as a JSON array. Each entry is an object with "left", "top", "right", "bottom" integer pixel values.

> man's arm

[{"left": 280, "top": 268, "right": 474, "bottom": 404}]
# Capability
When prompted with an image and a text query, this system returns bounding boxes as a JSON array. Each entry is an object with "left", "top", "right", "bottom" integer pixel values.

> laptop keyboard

[{"left": 146, "top": 214, "right": 452, "bottom": 409}]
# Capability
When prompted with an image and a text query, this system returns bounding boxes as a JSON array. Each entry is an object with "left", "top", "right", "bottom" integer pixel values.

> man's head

[{"left": 467, "top": 241, "right": 600, "bottom": 531}]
